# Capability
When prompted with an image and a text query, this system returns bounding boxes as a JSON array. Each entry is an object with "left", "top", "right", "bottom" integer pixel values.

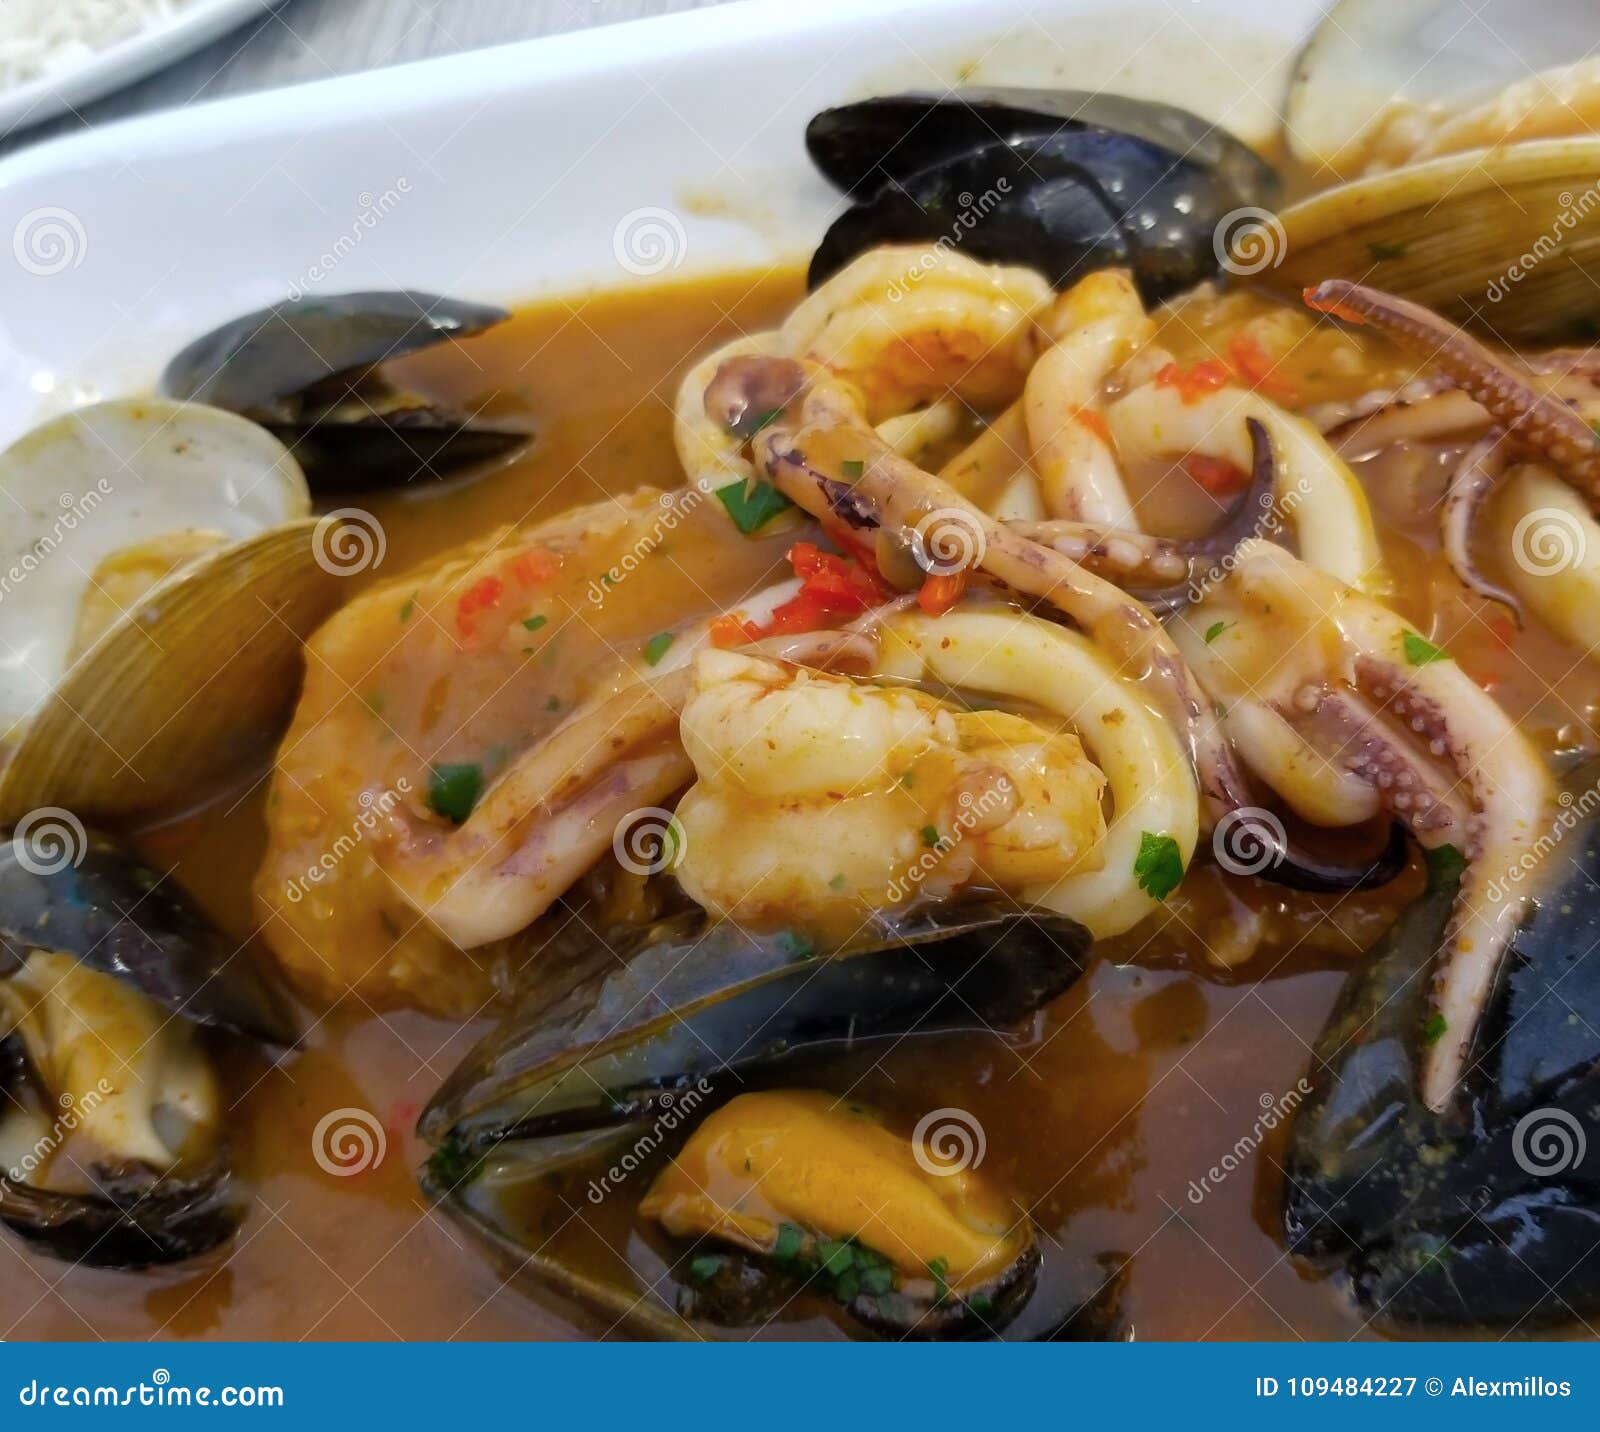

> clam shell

[
  {"left": 0, "top": 399, "right": 310, "bottom": 738},
  {"left": 1258, "top": 140, "right": 1600, "bottom": 343},
  {"left": 0, "top": 519, "right": 342, "bottom": 822}
]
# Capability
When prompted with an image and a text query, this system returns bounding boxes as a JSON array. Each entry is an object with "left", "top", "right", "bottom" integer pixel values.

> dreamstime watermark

[
  {"left": 613, "top": 206, "right": 688, "bottom": 277},
  {"left": 10, "top": 808, "right": 88, "bottom": 877},
  {"left": 0, "top": 478, "right": 113, "bottom": 605},
  {"left": 1511, "top": 506, "right": 1587, "bottom": 576},
  {"left": 1212, "top": 806, "right": 1287, "bottom": 877},
  {"left": 586, "top": 486, "right": 707, "bottom": 607},
  {"left": 912, "top": 1107, "right": 986, "bottom": 1177},
  {"left": 13, "top": 206, "right": 87, "bottom": 276},
  {"left": 885, "top": 774, "right": 1013, "bottom": 905},
  {"left": 1487, "top": 182, "right": 1600, "bottom": 303},
  {"left": 286, "top": 178, "right": 412, "bottom": 300},
  {"left": 1214, "top": 206, "right": 1286, "bottom": 277},
  {"left": 312, "top": 1106, "right": 386, "bottom": 1177},
  {"left": 313, "top": 508, "right": 386, "bottom": 575},
  {"left": 1512, "top": 1107, "right": 1587, "bottom": 1177},
  {"left": 1186, "top": 472, "right": 1312, "bottom": 605},
  {"left": 1485, "top": 778, "right": 1600, "bottom": 903},
  {"left": 1, "top": 1079, "right": 115, "bottom": 1189},
  {"left": 910, "top": 507, "right": 986, "bottom": 576},
  {"left": 885, "top": 179, "right": 1013, "bottom": 301},
  {"left": 1185, "top": 1079, "right": 1313, "bottom": 1204},
  {"left": 612, "top": 806, "right": 687, "bottom": 876},
  {"left": 585, "top": 1077, "right": 715, "bottom": 1203},
  {"left": 283, "top": 780, "right": 411, "bottom": 904}
]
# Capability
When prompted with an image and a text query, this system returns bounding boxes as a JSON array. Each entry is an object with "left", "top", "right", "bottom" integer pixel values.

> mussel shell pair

[
  {"left": 1283, "top": 757, "right": 1600, "bottom": 1327},
  {"left": 161, "top": 291, "right": 528, "bottom": 491},
  {"left": 0, "top": 826, "right": 296, "bottom": 1268},
  {"left": 807, "top": 89, "right": 1279, "bottom": 302},
  {"left": 421, "top": 903, "right": 1093, "bottom": 1339}
]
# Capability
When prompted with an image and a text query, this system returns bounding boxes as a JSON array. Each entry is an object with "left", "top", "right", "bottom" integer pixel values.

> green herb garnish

[
  {"left": 772, "top": 1222, "right": 806, "bottom": 1264},
  {"left": 521, "top": 614, "right": 548, "bottom": 632},
  {"left": 1422, "top": 1012, "right": 1449, "bottom": 1047},
  {"left": 688, "top": 1254, "right": 727, "bottom": 1284},
  {"left": 840, "top": 459, "right": 865, "bottom": 480},
  {"left": 428, "top": 762, "right": 484, "bottom": 824},
  {"left": 426, "top": 1138, "right": 483, "bottom": 1192},
  {"left": 715, "top": 479, "right": 793, "bottom": 535},
  {"left": 546, "top": 695, "right": 561, "bottom": 712},
  {"left": 1367, "top": 240, "right": 1409, "bottom": 261},
  {"left": 399, "top": 593, "right": 416, "bottom": 622},
  {"left": 775, "top": 929, "right": 815, "bottom": 960},
  {"left": 1134, "top": 831, "right": 1184, "bottom": 900},
  {"left": 1203, "top": 619, "right": 1233, "bottom": 644},
  {"left": 927, "top": 1256, "right": 950, "bottom": 1306},
  {"left": 921, "top": 824, "right": 941, "bottom": 848},
  {"left": 1424, "top": 842, "right": 1466, "bottom": 894},
  {"left": 643, "top": 631, "right": 676, "bottom": 666},
  {"left": 828, "top": 874, "right": 846, "bottom": 892},
  {"left": 1403, "top": 631, "right": 1449, "bottom": 666}
]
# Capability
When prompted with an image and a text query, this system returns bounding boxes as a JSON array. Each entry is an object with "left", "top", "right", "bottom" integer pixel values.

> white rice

[{"left": 0, "top": 0, "right": 193, "bottom": 91}]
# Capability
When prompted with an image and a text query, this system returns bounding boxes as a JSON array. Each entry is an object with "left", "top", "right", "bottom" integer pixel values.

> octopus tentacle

[
  {"left": 1304, "top": 280, "right": 1600, "bottom": 502},
  {"left": 1176, "top": 539, "right": 1552, "bottom": 1112},
  {"left": 705, "top": 354, "right": 1255, "bottom": 824},
  {"left": 1440, "top": 429, "right": 1522, "bottom": 618}
]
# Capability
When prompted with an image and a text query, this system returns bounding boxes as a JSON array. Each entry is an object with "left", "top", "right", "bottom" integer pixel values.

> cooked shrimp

[
  {"left": 779, "top": 245, "right": 1050, "bottom": 422},
  {"left": 673, "top": 649, "right": 1106, "bottom": 933}
]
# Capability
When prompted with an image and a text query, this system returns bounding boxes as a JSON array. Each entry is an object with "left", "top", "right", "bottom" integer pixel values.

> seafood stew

[{"left": 10, "top": 2, "right": 1600, "bottom": 1342}]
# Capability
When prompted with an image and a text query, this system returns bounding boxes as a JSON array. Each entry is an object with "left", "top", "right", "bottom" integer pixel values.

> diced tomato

[
  {"left": 1073, "top": 407, "right": 1112, "bottom": 443},
  {"left": 917, "top": 570, "right": 968, "bottom": 616},
  {"left": 1227, "top": 333, "right": 1297, "bottom": 401},
  {"left": 709, "top": 614, "right": 758, "bottom": 648},
  {"left": 455, "top": 574, "right": 505, "bottom": 638},
  {"left": 506, "top": 545, "right": 560, "bottom": 586},
  {"left": 1154, "top": 358, "right": 1233, "bottom": 403},
  {"left": 1183, "top": 454, "right": 1249, "bottom": 495},
  {"left": 739, "top": 541, "right": 894, "bottom": 641}
]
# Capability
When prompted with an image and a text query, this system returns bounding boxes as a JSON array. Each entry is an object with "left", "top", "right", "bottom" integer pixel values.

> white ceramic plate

[
  {"left": 0, "top": 0, "right": 1321, "bottom": 444},
  {"left": 0, "top": 0, "right": 276, "bottom": 138}
]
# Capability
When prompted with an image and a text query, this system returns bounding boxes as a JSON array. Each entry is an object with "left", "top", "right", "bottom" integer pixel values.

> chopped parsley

[
  {"left": 687, "top": 1254, "right": 727, "bottom": 1284},
  {"left": 828, "top": 873, "right": 847, "bottom": 892},
  {"left": 426, "top": 1138, "right": 482, "bottom": 1192},
  {"left": 1422, "top": 1012, "right": 1449, "bottom": 1047},
  {"left": 771, "top": 1222, "right": 806, "bottom": 1264},
  {"left": 545, "top": 694, "right": 562, "bottom": 712},
  {"left": 1203, "top": 619, "right": 1233, "bottom": 645},
  {"left": 643, "top": 631, "right": 676, "bottom": 666},
  {"left": 920, "top": 824, "right": 941, "bottom": 848},
  {"left": 399, "top": 592, "right": 416, "bottom": 622},
  {"left": 840, "top": 458, "right": 865, "bottom": 480},
  {"left": 927, "top": 1256, "right": 950, "bottom": 1306},
  {"left": 1367, "top": 240, "right": 1409, "bottom": 261},
  {"left": 1403, "top": 631, "right": 1449, "bottom": 666},
  {"left": 1134, "top": 831, "right": 1184, "bottom": 900},
  {"left": 715, "top": 478, "right": 793, "bottom": 535},
  {"left": 521, "top": 614, "right": 548, "bottom": 632},
  {"left": 775, "top": 929, "right": 815, "bottom": 961},
  {"left": 1424, "top": 842, "right": 1467, "bottom": 894},
  {"left": 428, "top": 762, "right": 484, "bottom": 824}
]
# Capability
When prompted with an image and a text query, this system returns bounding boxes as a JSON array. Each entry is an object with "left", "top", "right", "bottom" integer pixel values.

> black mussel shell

[
  {"left": 0, "top": 825, "right": 298, "bottom": 1044},
  {"left": 807, "top": 91, "right": 1277, "bottom": 303},
  {"left": 1282, "top": 758, "right": 1600, "bottom": 1326},
  {"left": 807, "top": 89, "right": 1277, "bottom": 208},
  {"left": 0, "top": 1057, "right": 238, "bottom": 1271},
  {"left": 160, "top": 291, "right": 526, "bottom": 491},
  {"left": 422, "top": 902, "right": 1089, "bottom": 1151},
  {"left": 420, "top": 904, "right": 1090, "bottom": 1339}
]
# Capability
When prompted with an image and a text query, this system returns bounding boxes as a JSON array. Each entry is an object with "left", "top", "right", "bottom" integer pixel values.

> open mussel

[
  {"left": 807, "top": 89, "right": 1278, "bottom": 302},
  {"left": 1282, "top": 757, "right": 1600, "bottom": 1327},
  {"left": 160, "top": 291, "right": 528, "bottom": 491},
  {"left": 420, "top": 903, "right": 1090, "bottom": 1339},
  {"left": 0, "top": 822, "right": 296, "bottom": 1268}
]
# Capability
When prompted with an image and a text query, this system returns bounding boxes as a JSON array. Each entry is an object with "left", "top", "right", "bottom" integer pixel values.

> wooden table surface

[{"left": 5, "top": 0, "right": 722, "bottom": 155}]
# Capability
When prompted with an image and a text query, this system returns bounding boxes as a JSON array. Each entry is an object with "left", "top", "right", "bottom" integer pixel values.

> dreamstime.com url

[
  {"left": 1254, "top": 1375, "right": 1573, "bottom": 1399},
  {"left": 17, "top": 1371, "right": 284, "bottom": 1410}
]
